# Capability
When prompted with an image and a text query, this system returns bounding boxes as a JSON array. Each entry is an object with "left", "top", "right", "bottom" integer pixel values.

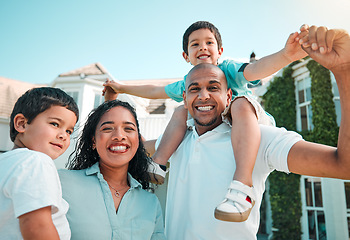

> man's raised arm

[{"left": 288, "top": 26, "right": 350, "bottom": 179}]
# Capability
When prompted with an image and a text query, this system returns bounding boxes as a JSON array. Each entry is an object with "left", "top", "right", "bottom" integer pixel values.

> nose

[
  {"left": 199, "top": 43, "right": 207, "bottom": 51},
  {"left": 57, "top": 130, "right": 68, "bottom": 141},
  {"left": 198, "top": 89, "right": 210, "bottom": 100},
  {"left": 112, "top": 128, "right": 126, "bottom": 141}
]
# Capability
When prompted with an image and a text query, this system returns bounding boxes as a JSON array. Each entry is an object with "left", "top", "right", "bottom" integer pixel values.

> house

[{"left": 253, "top": 58, "right": 349, "bottom": 240}]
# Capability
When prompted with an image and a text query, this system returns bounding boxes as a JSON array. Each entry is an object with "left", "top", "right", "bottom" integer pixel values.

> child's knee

[{"left": 230, "top": 97, "right": 256, "bottom": 118}]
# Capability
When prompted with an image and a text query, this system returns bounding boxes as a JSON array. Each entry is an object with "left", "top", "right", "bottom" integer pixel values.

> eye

[
  {"left": 188, "top": 87, "right": 200, "bottom": 92},
  {"left": 125, "top": 126, "right": 136, "bottom": 132},
  {"left": 66, "top": 129, "right": 73, "bottom": 135},
  {"left": 101, "top": 126, "right": 113, "bottom": 132},
  {"left": 208, "top": 86, "right": 219, "bottom": 91},
  {"left": 50, "top": 122, "right": 59, "bottom": 127},
  {"left": 190, "top": 43, "right": 199, "bottom": 47}
]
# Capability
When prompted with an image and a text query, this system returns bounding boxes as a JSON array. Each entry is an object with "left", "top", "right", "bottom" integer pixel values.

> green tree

[{"left": 262, "top": 62, "right": 301, "bottom": 240}]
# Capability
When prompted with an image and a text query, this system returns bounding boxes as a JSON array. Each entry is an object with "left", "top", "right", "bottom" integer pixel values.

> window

[
  {"left": 344, "top": 181, "right": 350, "bottom": 238},
  {"left": 94, "top": 93, "right": 104, "bottom": 109},
  {"left": 297, "top": 77, "right": 313, "bottom": 131},
  {"left": 66, "top": 91, "right": 79, "bottom": 105},
  {"left": 303, "top": 177, "right": 327, "bottom": 240}
]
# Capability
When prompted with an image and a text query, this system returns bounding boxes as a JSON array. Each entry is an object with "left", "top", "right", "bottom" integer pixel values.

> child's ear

[
  {"left": 182, "top": 52, "right": 190, "bottom": 63},
  {"left": 13, "top": 114, "right": 28, "bottom": 133}
]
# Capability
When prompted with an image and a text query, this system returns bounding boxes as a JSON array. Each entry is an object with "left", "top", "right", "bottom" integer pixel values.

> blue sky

[{"left": 1, "top": 0, "right": 350, "bottom": 84}]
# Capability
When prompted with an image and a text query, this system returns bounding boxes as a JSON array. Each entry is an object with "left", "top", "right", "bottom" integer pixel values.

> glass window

[
  {"left": 345, "top": 182, "right": 350, "bottom": 238},
  {"left": 301, "top": 106, "right": 308, "bottom": 131},
  {"left": 94, "top": 93, "right": 104, "bottom": 109},
  {"left": 66, "top": 91, "right": 79, "bottom": 105},
  {"left": 303, "top": 177, "right": 326, "bottom": 240}
]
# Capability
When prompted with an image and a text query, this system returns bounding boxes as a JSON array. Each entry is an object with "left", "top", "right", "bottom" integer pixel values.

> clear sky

[{"left": 1, "top": 0, "right": 350, "bottom": 84}]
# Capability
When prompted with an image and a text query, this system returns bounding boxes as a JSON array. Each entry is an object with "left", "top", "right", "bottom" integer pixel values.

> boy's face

[
  {"left": 15, "top": 105, "right": 77, "bottom": 160},
  {"left": 183, "top": 28, "right": 223, "bottom": 66}
]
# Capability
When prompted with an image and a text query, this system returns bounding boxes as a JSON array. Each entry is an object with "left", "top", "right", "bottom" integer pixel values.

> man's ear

[
  {"left": 182, "top": 91, "right": 188, "bottom": 110},
  {"left": 13, "top": 114, "right": 28, "bottom": 133},
  {"left": 182, "top": 52, "right": 190, "bottom": 63},
  {"left": 226, "top": 88, "right": 232, "bottom": 107}
]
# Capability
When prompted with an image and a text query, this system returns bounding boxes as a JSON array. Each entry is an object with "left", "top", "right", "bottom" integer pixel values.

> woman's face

[{"left": 94, "top": 106, "right": 139, "bottom": 170}]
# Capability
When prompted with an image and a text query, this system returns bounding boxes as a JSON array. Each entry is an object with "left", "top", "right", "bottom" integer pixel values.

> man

[{"left": 156, "top": 26, "right": 350, "bottom": 240}]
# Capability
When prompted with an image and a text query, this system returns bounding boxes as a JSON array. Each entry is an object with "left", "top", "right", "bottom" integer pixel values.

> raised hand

[{"left": 299, "top": 25, "right": 350, "bottom": 74}]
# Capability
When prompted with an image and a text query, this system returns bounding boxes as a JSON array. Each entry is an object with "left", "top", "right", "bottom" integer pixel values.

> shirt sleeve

[
  {"left": 260, "top": 125, "right": 303, "bottom": 173},
  {"left": 4, "top": 152, "right": 62, "bottom": 218},
  {"left": 151, "top": 199, "right": 166, "bottom": 240},
  {"left": 219, "top": 60, "right": 260, "bottom": 97},
  {"left": 164, "top": 78, "right": 186, "bottom": 102}
]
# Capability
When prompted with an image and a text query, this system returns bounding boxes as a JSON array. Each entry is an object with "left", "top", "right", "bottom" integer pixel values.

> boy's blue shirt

[{"left": 164, "top": 59, "right": 260, "bottom": 102}]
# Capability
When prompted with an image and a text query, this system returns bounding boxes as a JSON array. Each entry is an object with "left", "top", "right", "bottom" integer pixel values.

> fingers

[{"left": 300, "top": 25, "right": 333, "bottom": 54}]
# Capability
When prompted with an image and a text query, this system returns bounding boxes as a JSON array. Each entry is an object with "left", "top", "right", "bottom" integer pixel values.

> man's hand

[
  {"left": 299, "top": 25, "right": 350, "bottom": 74},
  {"left": 102, "top": 79, "right": 119, "bottom": 102}
]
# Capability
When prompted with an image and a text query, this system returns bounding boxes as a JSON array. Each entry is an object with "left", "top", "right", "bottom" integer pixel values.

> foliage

[
  {"left": 262, "top": 59, "right": 340, "bottom": 239},
  {"left": 262, "top": 62, "right": 301, "bottom": 239},
  {"left": 307, "top": 60, "right": 339, "bottom": 147}
]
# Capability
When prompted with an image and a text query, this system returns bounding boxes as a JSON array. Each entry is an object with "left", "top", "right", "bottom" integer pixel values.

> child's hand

[
  {"left": 102, "top": 79, "right": 119, "bottom": 102},
  {"left": 282, "top": 30, "right": 308, "bottom": 62}
]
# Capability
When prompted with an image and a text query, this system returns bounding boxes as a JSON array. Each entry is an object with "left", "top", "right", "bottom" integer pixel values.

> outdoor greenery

[
  {"left": 307, "top": 60, "right": 339, "bottom": 147},
  {"left": 262, "top": 61, "right": 301, "bottom": 239},
  {"left": 262, "top": 58, "right": 339, "bottom": 239}
]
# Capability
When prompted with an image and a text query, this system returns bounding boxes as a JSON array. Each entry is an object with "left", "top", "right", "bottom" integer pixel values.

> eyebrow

[
  {"left": 187, "top": 80, "right": 221, "bottom": 89},
  {"left": 100, "top": 121, "right": 136, "bottom": 127}
]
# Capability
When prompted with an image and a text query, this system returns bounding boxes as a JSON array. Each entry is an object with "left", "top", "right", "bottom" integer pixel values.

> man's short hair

[{"left": 10, "top": 87, "right": 79, "bottom": 142}]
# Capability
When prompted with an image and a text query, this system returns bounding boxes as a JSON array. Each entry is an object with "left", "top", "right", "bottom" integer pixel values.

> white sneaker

[
  {"left": 148, "top": 161, "right": 167, "bottom": 185},
  {"left": 214, "top": 180, "right": 255, "bottom": 222}
]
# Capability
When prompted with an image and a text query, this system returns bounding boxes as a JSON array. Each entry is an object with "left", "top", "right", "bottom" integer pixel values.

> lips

[
  {"left": 108, "top": 143, "right": 129, "bottom": 153},
  {"left": 197, "top": 54, "right": 210, "bottom": 59},
  {"left": 196, "top": 105, "right": 214, "bottom": 112},
  {"left": 51, "top": 142, "right": 63, "bottom": 149}
]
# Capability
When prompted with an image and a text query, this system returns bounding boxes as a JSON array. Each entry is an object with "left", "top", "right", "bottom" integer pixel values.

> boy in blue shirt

[
  {"left": 103, "top": 21, "right": 307, "bottom": 222},
  {"left": 0, "top": 87, "right": 79, "bottom": 239}
]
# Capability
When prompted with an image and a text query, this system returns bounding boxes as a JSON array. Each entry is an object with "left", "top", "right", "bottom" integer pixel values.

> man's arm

[
  {"left": 287, "top": 26, "right": 350, "bottom": 179},
  {"left": 19, "top": 206, "right": 60, "bottom": 240},
  {"left": 244, "top": 31, "right": 307, "bottom": 81},
  {"left": 103, "top": 79, "right": 169, "bottom": 100}
]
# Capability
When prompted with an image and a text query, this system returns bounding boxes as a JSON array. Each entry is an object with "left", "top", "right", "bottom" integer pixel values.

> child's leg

[
  {"left": 231, "top": 97, "right": 260, "bottom": 187},
  {"left": 148, "top": 105, "right": 188, "bottom": 184},
  {"left": 215, "top": 97, "right": 259, "bottom": 222}
]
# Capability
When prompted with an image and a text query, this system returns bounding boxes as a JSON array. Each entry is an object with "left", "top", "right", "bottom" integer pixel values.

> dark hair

[
  {"left": 182, "top": 21, "right": 222, "bottom": 55},
  {"left": 10, "top": 87, "right": 79, "bottom": 142},
  {"left": 66, "top": 100, "right": 152, "bottom": 190}
]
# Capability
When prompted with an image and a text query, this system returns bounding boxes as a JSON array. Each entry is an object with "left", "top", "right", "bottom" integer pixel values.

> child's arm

[
  {"left": 103, "top": 79, "right": 169, "bottom": 100},
  {"left": 19, "top": 206, "right": 60, "bottom": 240},
  {"left": 243, "top": 31, "right": 308, "bottom": 81}
]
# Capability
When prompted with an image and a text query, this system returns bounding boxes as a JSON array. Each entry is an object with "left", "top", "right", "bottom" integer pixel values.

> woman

[{"left": 58, "top": 100, "right": 165, "bottom": 240}]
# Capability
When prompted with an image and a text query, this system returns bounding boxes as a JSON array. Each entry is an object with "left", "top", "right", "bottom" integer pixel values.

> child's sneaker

[
  {"left": 214, "top": 180, "right": 255, "bottom": 222},
  {"left": 148, "top": 161, "right": 167, "bottom": 184}
]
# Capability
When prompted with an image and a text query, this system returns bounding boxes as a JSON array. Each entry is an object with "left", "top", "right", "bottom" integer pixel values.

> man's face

[{"left": 183, "top": 64, "right": 232, "bottom": 135}]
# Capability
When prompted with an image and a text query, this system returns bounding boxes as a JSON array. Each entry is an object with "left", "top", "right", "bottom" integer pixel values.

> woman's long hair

[{"left": 66, "top": 100, "right": 151, "bottom": 190}]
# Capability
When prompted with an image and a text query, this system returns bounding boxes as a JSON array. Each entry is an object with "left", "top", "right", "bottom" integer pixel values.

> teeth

[
  {"left": 197, "top": 106, "right": 213, "bottom": 111},
  {"left": 198, "top": 56, "right": 209, "bottom": 59},
  {"left": 110, "top": 145, "right": 127, "bottom": 151}
]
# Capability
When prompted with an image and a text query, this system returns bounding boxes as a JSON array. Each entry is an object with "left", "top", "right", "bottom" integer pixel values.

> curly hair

[{"left": 66, "top": 100, "right": 152, "bottom": 190}]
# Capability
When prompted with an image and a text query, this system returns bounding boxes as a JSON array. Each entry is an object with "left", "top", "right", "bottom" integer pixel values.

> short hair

[
  {"left": 10, "top": 87, "right": 79, "bottom": 142},
  {"left": 186, "top": 63, "right": 228, "bottom": 89},
  {"left": 66, "top": 100, "right": 152, "bottom": 190},
  {"left": 182, "top": 21, "right": 222, "bottom": 55}
]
